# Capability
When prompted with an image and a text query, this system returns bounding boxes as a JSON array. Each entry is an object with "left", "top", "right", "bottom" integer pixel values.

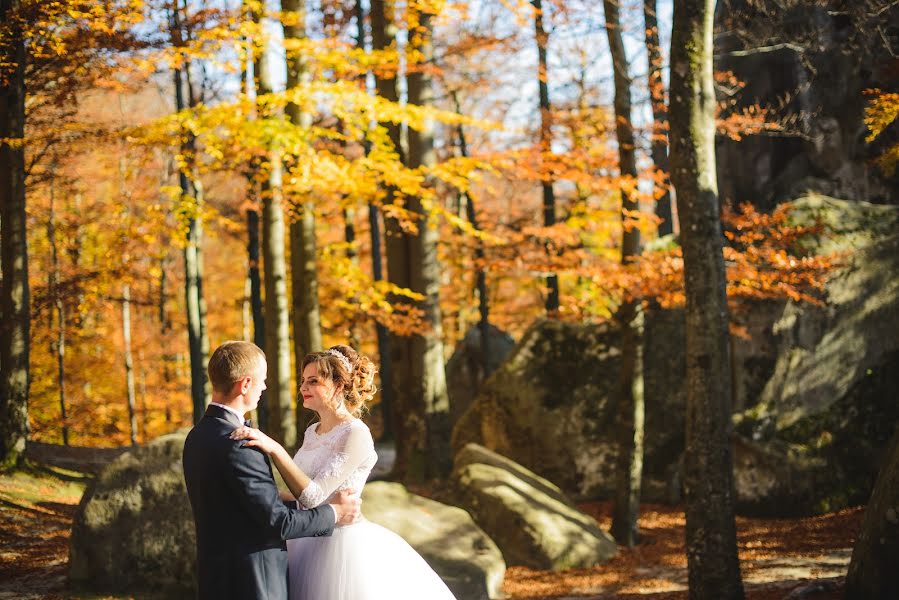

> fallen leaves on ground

[
  {"left": 503, "top": 501, "right": 862, "bottom": 599},
  {"left": 0, "top": 468, "right": 863, "bottom": 599}
]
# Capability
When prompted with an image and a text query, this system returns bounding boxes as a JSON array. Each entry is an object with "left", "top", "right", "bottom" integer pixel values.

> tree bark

[
  {"left": 172, "top": 2, "right": 211, "bottom": 424},
  {"left": 533, "top": 0, "right": 559, "bottom": 312},
  {"left": 644, "top": 0, "right": 673, "bottom": 236},
  {"left": 0, "top": 0, "right": 30, "bottom": 470},
  {"left": 282, "top": 0, "right": 322, "bottom": 440},
  {"left": 241, "top": 1, "right": 267, "bottom": 429},
  {"left": 254, "top": 14, "right": 295, "bottom": 448},
  {"left": 48, "top": 171, "right": 69, "bottom": 445},
  {"left": 387, "top": 2, "right": 452, "bottom": 480},
  {"left": 282, "top": 0, "right": 324, "bottom": 419},
  {"left": 844, "top": 426, "right": 899, "bottom": 599},
  {"left": 603, "top": 0, "right": 645, "bottom": 547},
  {"left": 370, "top": 0, "right": 403, "bottom": 445},
  {"left": 122, "top": 285, "right": 138, "bottom": 446},
  {"left": 669, "top": 0, "right": 744, "bottom": 597},
  {"left": 452, "top": 92, "right": 490, "bottom": 377}
]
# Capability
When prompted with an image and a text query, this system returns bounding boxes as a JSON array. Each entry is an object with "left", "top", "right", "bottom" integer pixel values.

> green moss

[{"left": 776, "top": 349, "right": 899, "bottom": 510}]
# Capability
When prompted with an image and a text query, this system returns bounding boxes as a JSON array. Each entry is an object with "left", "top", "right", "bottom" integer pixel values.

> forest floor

[{"left": 0, "top": 464, "right": 861, "bottom": 600}]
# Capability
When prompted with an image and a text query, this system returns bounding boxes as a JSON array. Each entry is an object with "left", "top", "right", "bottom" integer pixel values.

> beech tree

[
  {"left": 170, "top": 0, "right": 211, "bottom": 423},
  {"left": 0, "top": 0, "right": 29, "bottom": 470},
  {"left": 643, "top": 0, "right": 673, "bottom": 235},
  {"left": 252, "top": 1, "right": 294, "bottom": 448},
  {"left": 669, "top": 0, "right": 744, "bottom": 597},
  {"left": 603, "top": 0, "right": 644, "bottom": 548},
  {"left": 844, "top": 426, "right": 899, "bottom": 599},
  {"left": 533, "top": 0, "right": 560, "bottom": 313},
  {"left": 387, "top": 0, "right": 452, "bottom": 480},
  {"left": 282, "top": 0, "right": 325, "bottom": 428}
]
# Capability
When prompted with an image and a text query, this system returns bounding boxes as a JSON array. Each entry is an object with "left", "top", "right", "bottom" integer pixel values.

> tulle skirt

[{"left": 286, "top": 518, "right": 457, "bottom": 600}]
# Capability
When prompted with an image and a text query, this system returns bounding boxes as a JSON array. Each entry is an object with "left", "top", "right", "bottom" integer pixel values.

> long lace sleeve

[{"left": 297, "top": 424, "right": 374, "bottom": 509}]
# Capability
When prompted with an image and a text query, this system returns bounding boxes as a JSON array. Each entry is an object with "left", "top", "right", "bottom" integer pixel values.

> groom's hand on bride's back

[{"left": 330, "top": 489, "right": 362, "bottom": 526}]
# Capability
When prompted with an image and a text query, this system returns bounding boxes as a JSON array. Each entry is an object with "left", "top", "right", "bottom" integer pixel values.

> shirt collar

[{"left": 209, "top": 402, "right": 246, "bottom": 424}]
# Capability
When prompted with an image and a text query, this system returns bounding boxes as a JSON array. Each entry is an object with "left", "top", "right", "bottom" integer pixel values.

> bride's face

[{"left": 299, "top": 363, "right": 341, "bottom": 414}]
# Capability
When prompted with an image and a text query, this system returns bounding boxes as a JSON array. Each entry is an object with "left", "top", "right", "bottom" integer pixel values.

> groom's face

[{"left": 246, "top": 358, "right": 268, "bottom": 410}]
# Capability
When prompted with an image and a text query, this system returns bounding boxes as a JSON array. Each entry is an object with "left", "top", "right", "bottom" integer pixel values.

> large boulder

[
  {"left": 451, "top": 318, "right": 623, "bottom": 499},
  {"left": 361, "top": 481, "right": 505, "bottom": 600},
  {"left": 446, "top": 324, "right": 516, "bottom": 426},
  {"left": 455, "top": 196, "right": 899, "bottom": 515},
  {"left": 452, "top": 444, "right": 617, "bottom": 571},
  {"left": 69, "top": 430, "right": 194, "bottom": 597},
  {"left": 734, "top": 196, "right": 899, "bottom": 512}
]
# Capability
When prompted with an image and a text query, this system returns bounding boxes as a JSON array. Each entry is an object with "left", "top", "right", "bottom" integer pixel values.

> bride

[{"left": 230, "top": 344, "right": 457, "bottom": 600}]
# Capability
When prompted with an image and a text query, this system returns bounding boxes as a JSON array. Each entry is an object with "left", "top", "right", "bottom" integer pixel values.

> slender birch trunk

[
  {"left": 122, "top": 285, "right": 138, "bottom": 446},
  {"left": 48, "top": 168, "right": 69, "bottom": 445}
]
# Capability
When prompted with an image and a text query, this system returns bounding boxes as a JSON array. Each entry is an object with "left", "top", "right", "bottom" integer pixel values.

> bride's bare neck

[{"left": 317, "top": 407, "right": 354, "bottom": 434}]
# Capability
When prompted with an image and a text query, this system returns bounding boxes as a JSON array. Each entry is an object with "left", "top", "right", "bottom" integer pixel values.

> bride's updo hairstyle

[{"left": 302, "top": 345, "right": 377, "bottom": 417}]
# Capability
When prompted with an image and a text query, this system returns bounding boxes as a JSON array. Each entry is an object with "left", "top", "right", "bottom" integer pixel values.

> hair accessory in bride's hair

[{"left": 327, "top": 348, "right": 352, "bottom": 373}]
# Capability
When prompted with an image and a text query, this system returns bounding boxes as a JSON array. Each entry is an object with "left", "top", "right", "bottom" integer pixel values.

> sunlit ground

[
  {"left": 0, "top": 468, "right": 861, "bottom": 600},
  {"left": 503, "top": 500, "right": 861, "bottom": 599}
]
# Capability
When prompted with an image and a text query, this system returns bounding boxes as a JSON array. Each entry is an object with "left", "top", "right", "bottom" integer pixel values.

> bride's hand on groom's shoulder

[{"left": 230, "top": 426, "right": 280, "bottom": 455}]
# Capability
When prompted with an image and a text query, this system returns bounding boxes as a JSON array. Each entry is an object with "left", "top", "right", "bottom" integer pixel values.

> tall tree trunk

[
  {"left": 172, "top": 2, "right": 211, "bottom": 423},
  {"left": 0, "top": 0, "right": 29, "bottom": 470},
  {"left": 604, "top": 0, "right": 645, "bottom": 548},
  {"left": 356, "top": 0, "right": 394, "bottom": 442},
  {"left": 343, "top": 207, "right": 362, "bottom": 349},
  {"left": 254, "top": 14, "right": 295, "bottom": 448},
  {"left": 392, "top": 2, "right": 451, "bottom": 481},
  {"left": 669, "top": 0, "right": 744, "bottom": 597},
  {"left": 122, "top": 285, "right": 138, "bottom": 446},
  {"left": 281, "top": 0, "right": 322, "bottom": 441},
  {"left": 48, "top": 169, "right": 68, "bottom": 445},
  {"left": 644, "top": 0, "right": 673, "bottom": 236},
  {"left": 845, "top": 426, "right": 899, "bottom": 599},
  {"left": 533, "top": 0, "right": 559, "bottom": 313},
  {"left": 452, "top": 92, "right": 490, "bottom": 375},
  {"left": 370, "top": 0, "right": 402, "bottom": 444},
  {"left": 241, "top": 1, "right": 267, "bottom": 429}
]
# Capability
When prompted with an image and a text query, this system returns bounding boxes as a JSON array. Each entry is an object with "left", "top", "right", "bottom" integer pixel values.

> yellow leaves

[{"left": 864, "top": 89, "right": 899, "bottom": 176}]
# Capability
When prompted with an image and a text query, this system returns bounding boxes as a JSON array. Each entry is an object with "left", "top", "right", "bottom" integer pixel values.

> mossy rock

[
  {"left": 451, "top": 319, "right": 622, "bottom": 498},
  {"left": 453, "top": 444, "right": 617, "bottom": 571},
  {"left": 69, "top": 431, "right": 194, "bottom": 597},
  {"left": 361, "top": 481, "right": 505, "bottom": 600}
]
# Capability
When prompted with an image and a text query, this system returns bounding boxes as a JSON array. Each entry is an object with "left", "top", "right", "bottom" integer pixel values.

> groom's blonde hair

[{"left": 207, "top": 341, "right": 265, "bottom": 393}]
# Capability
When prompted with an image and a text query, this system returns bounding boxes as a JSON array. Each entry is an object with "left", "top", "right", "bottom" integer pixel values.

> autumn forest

[{"left": 1, "top": 0, "right": 898, "bottom": 598}]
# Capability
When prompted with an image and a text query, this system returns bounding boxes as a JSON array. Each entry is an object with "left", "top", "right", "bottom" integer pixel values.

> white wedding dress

[{"left": 286, "top": 419, "right": 457, "bottom": 600}]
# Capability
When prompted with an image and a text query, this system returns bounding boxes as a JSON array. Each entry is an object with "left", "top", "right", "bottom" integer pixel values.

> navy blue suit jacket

[{"left": 183, "top": 404, "right": 334, "bottom": 599}]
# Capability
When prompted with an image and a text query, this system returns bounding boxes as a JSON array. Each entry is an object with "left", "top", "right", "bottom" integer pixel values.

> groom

[{"left": 183, "top": 340, "right": 360, "bottom": 599}]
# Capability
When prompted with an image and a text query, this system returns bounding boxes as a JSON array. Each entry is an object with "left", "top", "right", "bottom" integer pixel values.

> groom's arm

[{"left": 224, "top": 442, "right": 336, "bottom": 540}]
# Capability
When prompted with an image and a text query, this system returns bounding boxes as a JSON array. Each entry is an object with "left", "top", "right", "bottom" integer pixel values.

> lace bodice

[{"left": 293, "top": 419, "right": 378, "bottom": 509}]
